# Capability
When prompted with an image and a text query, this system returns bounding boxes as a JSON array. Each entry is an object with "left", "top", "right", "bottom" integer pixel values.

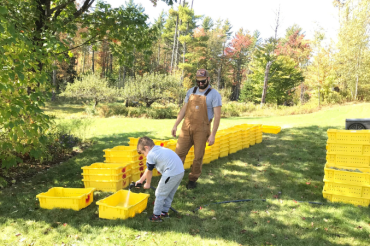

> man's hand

[
  {"left": 207, "top": 134, "right": 215, "bottom": 146},
  {"left": 143, "top": 183, "right": 151, "bottom": 189},
  {"left": 171, "top": 126, "right": 177, "bottom": 138}
]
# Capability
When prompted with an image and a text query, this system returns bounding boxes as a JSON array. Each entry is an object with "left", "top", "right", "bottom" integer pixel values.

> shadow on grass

[{"left": 0, "top": 126, "right": 368, "bottom": 245}]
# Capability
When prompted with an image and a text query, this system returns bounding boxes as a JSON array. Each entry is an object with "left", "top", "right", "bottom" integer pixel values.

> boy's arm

[{"left": 136, "top": 168, "right": 154, "bottom": 189}]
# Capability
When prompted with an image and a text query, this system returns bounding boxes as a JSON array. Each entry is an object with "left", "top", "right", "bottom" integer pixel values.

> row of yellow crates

[{"left": 323, "top": 129, "right": 370, "bottom": 206}]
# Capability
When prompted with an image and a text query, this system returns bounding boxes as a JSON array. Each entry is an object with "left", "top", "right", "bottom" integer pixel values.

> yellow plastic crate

[
  {"left": 36, "top": 187, "right": 95, "bottom": 211},
  {"left": 184, "top": 159, "right": 192, "bottom": 169},
  {"left": 324, "top": 165, "right": 370, "bottom": 186},
  {"left": 153, "top": 139, "right": 169, "bottom": 147},
  {"left": 327, "top": 129, "right": 370, "bottom": 145},
  {"left": 326, "top": 143, "right": 370, "bottom": 156},
  {"left": 323, "top": 181, "right": 370, "bottom": 199},
  {"left": 128, "top": 137, "right": 140, "bottom": 146},
  {"left": 82, "top": 172, "right": 130, "bottom": 181},
  {"left": 104, "top": 146, "right": 139, "bottom": 157},
  {"left": 152, "top": 168, "right": 162, "bottom": 176},
  {"left": 96, "top": 190, "right": 150, "bottom": 220},
  {"left": 210, "top": 153, "right": 219, "bottom": 161},
  {"left": 203, "top": 156, "right": 211, "bottom": 164},
  {"left": 256, "top": 138, "right": 262, "bottom": 144},
  {"left": 82, "top": 163, "right": 131, "bottom": 175},
  {"left": 323, "top": 192, "right": 370, "bottom": 206},
  {"left": 262, "top": 125, "right": 281, "bottom": 134},
  {"left": 229, "top": 146, "right": 238, "bottom": 154},
  {"left": 83, "top": 177, "right": 130, "bottom": 192},
  {"left": 104, "top": 154, "right": 145, "bottom": 163},
  {"left": 220, "top": 150, "right": 229, "bottom": 158},
  {"left": 326, "top": 154, "right": 370, "bottom": 168},
  {"left": 130, "top": 171, "right": 145, "bottom": 182}
]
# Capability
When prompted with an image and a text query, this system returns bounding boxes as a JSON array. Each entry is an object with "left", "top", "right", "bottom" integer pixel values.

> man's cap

[{"left": 196, "top": 69, "right": 209, "bottom": 79}]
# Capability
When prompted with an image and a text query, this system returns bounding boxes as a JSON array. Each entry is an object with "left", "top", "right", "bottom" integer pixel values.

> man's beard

[{"left": 198, "top": 80, "right": 209, "bottom": 89}]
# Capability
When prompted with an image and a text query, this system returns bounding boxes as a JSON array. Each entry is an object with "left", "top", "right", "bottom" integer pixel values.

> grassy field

[{"left": 1, "top": 103, "right": 370, "bottom": 245}]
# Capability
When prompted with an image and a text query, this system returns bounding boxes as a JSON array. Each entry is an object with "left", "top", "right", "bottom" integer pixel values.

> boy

[{"left": 136, "top": 137, "right": 185, "bottom": 222}]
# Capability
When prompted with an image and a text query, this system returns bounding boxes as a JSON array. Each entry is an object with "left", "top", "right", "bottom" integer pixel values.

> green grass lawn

[{"left": 1, "top": 103, "right": 370, "bottom": 245}]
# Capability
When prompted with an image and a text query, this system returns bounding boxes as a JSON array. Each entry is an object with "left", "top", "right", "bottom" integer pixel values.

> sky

[{"left": 107, "top": 0, "right": 339, "bottom": 43}]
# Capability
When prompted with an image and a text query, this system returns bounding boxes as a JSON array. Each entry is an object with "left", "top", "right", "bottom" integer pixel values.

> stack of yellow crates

[
  {"left": 81, "top": 163, "right": 132, "bottom": 192},
  {"left": 255, "top": 124, "right": 263, "bottom": 144},
  {"left": 323, "top": 129, "right": 370, "bottom": 206},
  {"left": 103, "top": 146, "right": 146, "bottom": 183},
  {"left": 209, "top": 139, "right": 220, "bottom": 162},
  {"left": 218, "top": 130, "right": 230, "bottom": 157}
]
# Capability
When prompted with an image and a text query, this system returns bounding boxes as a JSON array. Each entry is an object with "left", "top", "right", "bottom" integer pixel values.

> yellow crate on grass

[
  {"left": 220, "top": 150, "right": 229, "bottom": 158},
  {"left": 327, "top": 129, "right": 370, "bottom": 145},
  {"left": 203, "top": 156, "right": 211, "bottom": 164},
  {"left": 324, "top": 165, "right": 370, "bottom": 186},
  {"left": 210, "top": 153, "right": 219, "bottom": 161},
  {"left": 104, "top": 146, "right": 139, "bottom": 157},
  {"left": 96, "top": 190, "right": 150, "bottom": 220},
  {"left": 323, "top": 181, "right": 370, "bottom": 199},
  {"left": 83, "top": 176, "right": 130, "bottom": 192},
  {"left": 128, "top": 137, "right": 139, "bottom": 146},
  {"left": 82, "top": 163, "right": 131, "bottom": 175},
  {"left": 82, "top": 172, "right": 130, "bottom": 181},
  {"left": 326, "top": 143, "right": 370, "bottom": 156},
  {"left": 326, "top": 154, "right": 370, "bottom": 168},
  {"left": 323, "top": 192, "right": 370, "bottom": 206},
  {"left": 256, "top": 137, "right": 262, "bottom": 144},
  {"left": 184, "top": 159, "right": 192, "bottom": 169},
  {"left": 36, "top": 187, "right": 95, "bottom": 211}
]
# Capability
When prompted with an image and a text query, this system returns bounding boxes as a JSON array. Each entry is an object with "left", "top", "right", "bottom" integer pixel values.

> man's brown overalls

[{"left": 176, "top": 87, "right": 212, "bottom": 182}]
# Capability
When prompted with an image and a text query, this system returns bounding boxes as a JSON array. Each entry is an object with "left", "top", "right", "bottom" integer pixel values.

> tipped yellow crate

[
  {"left": 326, "top": 154, "right": 370, "bottom": 168},
  {"left": 82, "top": 172, "right": 130, "bottom": 181},
  {"left": 104, "top": 146, "right": 139, "bottom": 157},
  {"left": 128, "top": 137, "right": 140, "bottom": 146},
  {"left": 323, "top": 192, "right": 370, "bottom": 206},
  {"left": 327, "top": 129, "right": 370, "bottom": 145},
  {"left": 324, "top": 165, "right": 370, "bottom": 186},
  {"left": 96, "top": 190, "right": 150, "bottom": 220},
  {"left": 104, "top": 154, "right": 145, "bottom": 163},
  {"left": 323, "top": 181, "right": 370, "bottom": 199},
  {"left": 82, "top": 163, "right": 131, "bottom": 175},
  {"left": 326, "top": 143, "right": 370, "bottom": 156},
  {"left": 130, "top": 171, "right": 145, "bottom": 182},
  {"left": 36, "top": 187, "right": 95, "bottom": 211},
  {"left": 262, "top": 125, "right": 281, "bottom": 134},
  {"left": 83, "top": 177, "right": 130, "bottom": 192}
]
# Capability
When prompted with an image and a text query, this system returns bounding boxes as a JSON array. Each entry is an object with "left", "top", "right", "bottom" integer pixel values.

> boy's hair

[{"left": 137, "top": 136, "right": 155, "bottom": 151}]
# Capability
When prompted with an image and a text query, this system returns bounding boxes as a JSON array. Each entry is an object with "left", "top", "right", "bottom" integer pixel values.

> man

[{"left": 171, "top": 69, "right": 222, "bottom": 189}]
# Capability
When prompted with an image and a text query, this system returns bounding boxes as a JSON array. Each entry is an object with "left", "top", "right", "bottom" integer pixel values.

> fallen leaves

[
  {"left": 302, "top": 217, "right": 306, "bottom": 220},
  {"left": 240, "top": 229, "right": 247, "bottom": 234},
  {"left": 15, "top": 233, "right": 21, "bottom": 237},
  {"left": 306, "top": 182, "right": 311, "bottom": 185}
]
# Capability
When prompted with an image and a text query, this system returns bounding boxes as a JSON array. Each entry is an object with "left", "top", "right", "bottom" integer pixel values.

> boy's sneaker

[
  {"left": 149, "top": 214, "right": 163, "bottom": 222},
  {"left": 186, "top": 181, "right": 197, "bottom": 189},
  {"left": 161, "top": 212, "right": 170, "bottom": 218}
]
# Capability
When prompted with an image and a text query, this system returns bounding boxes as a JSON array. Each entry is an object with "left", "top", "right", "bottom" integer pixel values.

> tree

[
  {"left": 122, "top": 73, "right": 184, "bottom": 107},
  {"left": 61, "top": 74, "right": 119, "bottom": 109}
]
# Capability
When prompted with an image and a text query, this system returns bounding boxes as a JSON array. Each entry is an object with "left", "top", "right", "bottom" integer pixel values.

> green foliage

[
  {"left": 61, "top": 74, "right": 119, "bottom": 108},
  {"left": 97, "top": 104, "right": 176, "bottom": 119},
  {"left": 122, "top": 73, "right": 184, "bottom": 107},
  {"left": 243, "top": 55, "right": 304, "bottom": 105}
]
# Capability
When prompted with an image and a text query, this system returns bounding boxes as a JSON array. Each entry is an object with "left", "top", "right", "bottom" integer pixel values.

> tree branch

[
  {"left": 50, "top": 0, "right": 75, "bottom": 19},
  {"left": 54, "top": 34, "right": 104, "bottom": 55},
  {"left": 73, "top": 0, "right": 95, "bottom": 19}
]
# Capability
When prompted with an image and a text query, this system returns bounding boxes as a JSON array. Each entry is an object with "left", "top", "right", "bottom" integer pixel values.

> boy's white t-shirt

[{"left": 146, "top": 146, "right": 185, "bottom": 177}]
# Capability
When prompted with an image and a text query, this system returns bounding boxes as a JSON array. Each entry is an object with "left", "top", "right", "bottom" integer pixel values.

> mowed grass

[{"left": 1, "top": 103, "right": 370, "bottom": 246}]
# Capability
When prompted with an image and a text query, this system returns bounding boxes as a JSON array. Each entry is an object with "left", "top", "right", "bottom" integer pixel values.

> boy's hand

[{"left": 143, "top": 183, "right": 151, "bottom": 189}]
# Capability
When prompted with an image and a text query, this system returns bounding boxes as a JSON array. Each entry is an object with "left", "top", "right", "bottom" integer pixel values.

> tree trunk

[
  {"left": 174, "top": 0, "right": 185, "bottom": 70},
  {"left": 158, "top": 44, "right": 161, "bottom": 67},
  {"left": 92, "top": 49, "right": 95, "bottom": 73},
  {"left": 261, "top": 61, "right": 273, "bottom": 107},
  {"left": 300, "top": 82, "right": 304, "bottom": 104},
  {"left": 52, "top": 60, "right": 57, "bottom": 101},
  {"left": 170, "top": 11, "right": 179, "bottom": 72},
  {"left": 110, "top": 53, "right": 113, "bottom": 74}
]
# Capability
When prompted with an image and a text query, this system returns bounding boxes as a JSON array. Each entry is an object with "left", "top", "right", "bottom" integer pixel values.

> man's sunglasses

[{"left": 196, "top": 79, "right": 207, "bottom": 84}]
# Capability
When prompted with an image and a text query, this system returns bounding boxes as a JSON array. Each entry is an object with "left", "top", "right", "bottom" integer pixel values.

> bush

[{"left": 95, "top": 104, "right": 177, "bottom": 119}]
